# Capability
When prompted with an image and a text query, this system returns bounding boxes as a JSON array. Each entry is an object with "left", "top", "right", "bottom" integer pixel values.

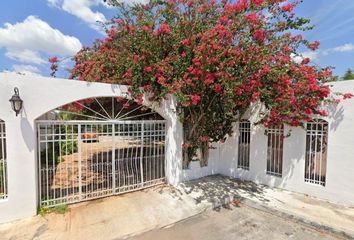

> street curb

[{"left": 208, "top": 195, "right": 354, "bottom": 240}]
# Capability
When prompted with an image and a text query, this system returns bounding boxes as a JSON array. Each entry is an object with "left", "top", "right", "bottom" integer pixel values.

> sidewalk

[{"left": 178, "top": 175, "right": 354, "bottom": 239}]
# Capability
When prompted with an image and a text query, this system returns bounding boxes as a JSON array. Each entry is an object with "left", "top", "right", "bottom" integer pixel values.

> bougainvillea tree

[{"left": 61, "top": 0, "right": 351, "bottom": 168}]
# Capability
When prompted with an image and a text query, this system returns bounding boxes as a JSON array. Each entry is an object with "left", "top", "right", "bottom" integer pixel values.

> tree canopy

[
  {"left": 54, "top": 0, "right": 351, "bottom": 167},
  {"left": 343, "top": 68, "right": 354, "bottom": 80}
]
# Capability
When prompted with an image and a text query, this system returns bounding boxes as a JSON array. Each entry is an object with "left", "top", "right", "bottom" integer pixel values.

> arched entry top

[{"left": 37, "top": 97, "right": 164, "bottom": 121}]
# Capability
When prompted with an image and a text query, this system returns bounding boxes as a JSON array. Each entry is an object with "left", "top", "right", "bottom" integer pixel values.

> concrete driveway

[
  {"left": 0, "top": 185, "right": 209, "bottom": 240},
  {"left": 128, "top": 204, "right": 344, "bottom": 240}
]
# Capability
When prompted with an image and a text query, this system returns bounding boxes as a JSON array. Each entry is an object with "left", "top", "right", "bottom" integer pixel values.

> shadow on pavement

[{"left": 178, "top": 174, "right": 269, "bottom": 208}]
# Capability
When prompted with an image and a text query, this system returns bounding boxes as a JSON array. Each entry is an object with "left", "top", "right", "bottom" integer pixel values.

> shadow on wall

[
  {"left": 182, "top": 147, "right": 219, "bottom": 181},
  {"left": 328, "top": 104, "right": 344, "bottom": 131},
  {"left": 252, "top": 126, "right": 302, "bottom": 189},
  {"left": 219, "top": 135, "right": 237, "bottom": 176},
  {"left": 179, "top": 174, "right": 269, "bottom": 208},
  {"left": 21, "top": 112, "right": 34, "bottom": 152}
]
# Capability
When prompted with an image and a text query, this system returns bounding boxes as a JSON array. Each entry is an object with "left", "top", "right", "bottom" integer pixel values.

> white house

[{"left": 0, "top": 72, "right": 353, "bottom": 224}]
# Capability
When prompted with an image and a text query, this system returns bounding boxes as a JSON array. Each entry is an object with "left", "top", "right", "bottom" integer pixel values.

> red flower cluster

[
  {"left": 190, "top": 94, "right": 201, "bottom": 105},
  {"left": 282, "top": 4, "right": 294, "bottom": 12},
  {"left": 251, "top": 0, "right": 264, "bottom": 6},
  {"left": 158, "top": 23, "right": 171, "bottom": 34},
  {"left": 48, "top": 56, "right": 58, "bottom": 77}
]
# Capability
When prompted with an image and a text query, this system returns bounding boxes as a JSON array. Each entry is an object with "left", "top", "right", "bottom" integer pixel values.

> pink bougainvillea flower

[
  {"left": 137, "top": 97, "right": 143, "bottom": 105},
  {"left": 158, "top": 23, "right": 171, "bottom": 34},
  {"left": 282, "top": 4, "right": 294, "bottom": 12},
  {"left": 246, "top": 13, "right": 258, "bottom": 23},
  {"left": 251, "top": 0, "right": 264, "bottom": 6},
  {"left": 253, "top": 29, "right": 266, "bottom": 42},
  {"left": 214, "top": 83, "right": 222, "bottom": 94},
  {"left": 181, "top": 38, "right": 191, "bottom": 46},
  {"left": 49, "top": 56, "right": 58, "bottom": 63},
  {"left": 190, "top": 94, "right": 201, "bottom": 105},
  {"left": 308, "top": 41, "right": 320, "bottom": 50},
  {"left": 144, "top": 66, "right": 152, "bottom": 73},
  {"left": 343, "top": 93, "right": 354, "bottom": 100}
]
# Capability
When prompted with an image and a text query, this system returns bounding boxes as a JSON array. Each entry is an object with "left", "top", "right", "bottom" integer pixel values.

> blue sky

[{"left": 0, "top": 0, "right": 354, "bottom": 78}]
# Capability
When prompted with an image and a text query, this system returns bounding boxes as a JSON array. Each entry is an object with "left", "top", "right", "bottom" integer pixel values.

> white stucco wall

[
  {"left": 182, "top": 80, "right": 354, "bottom": 206},
  {"left": 1, "top": 72, "right": 353, "bottom": 224},
  {"left": 0, "top": 73, "right": 183, "bottom": 224}
]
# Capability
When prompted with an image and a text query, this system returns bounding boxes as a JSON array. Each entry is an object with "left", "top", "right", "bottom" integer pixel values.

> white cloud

[
  {"left": 48, "top": 0, "right": 108, "bottom": 31},
  {"left": 293, "top": 42, "right": 354, "bottom": 64},
  {"left": 0, "top": 16, "right": 82, "bottom": 65},
  {"left": 47, "top": 0, "right": 149, "bottom": 32},
  {"left": 302, "top": 51, "right": 321, "bottom": 62},
  {"left": 12, "top": 64, "right": 41, "bottom": 76},
  {"left": 333, "top": 43, "right": 354, "bottom": 53},
  {"left": 6, "top": 49, "right": 46, "bottom": 65},
  {"left": 292, "top": 51, "right": 321, "bottom": 63}
]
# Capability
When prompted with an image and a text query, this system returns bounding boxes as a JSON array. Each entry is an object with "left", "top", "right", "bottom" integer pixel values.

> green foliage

[
  {"left": 40, "top": 126, "right": 78, "bottom": 165},
  {"left": 60, "top": 138, "right": 78, "bottom": 157},
  {"left": 39, "top": 204, "right": 68, "bottom": 216},
  {"left": 343, "top": 68, "right": 354, "bottom": 80}
]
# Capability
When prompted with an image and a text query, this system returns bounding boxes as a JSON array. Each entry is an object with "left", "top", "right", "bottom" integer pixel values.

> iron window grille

[
  {"left": 237, "top": 120, "right": 251, "bottom": 170},
  {"left": 266, "top": 124, "right": 284, "bottom": 177},
  {"left": 305, "top": 119, "right": 328, "bottom": 186}
]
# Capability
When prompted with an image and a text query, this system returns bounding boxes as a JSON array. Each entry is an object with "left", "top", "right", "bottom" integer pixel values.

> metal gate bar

[
  {"left": 0, "top": 120, "right": 7, "bottom": 200},
  {"left": 37, "top": 120, "right": 166, "bottom": 207}
]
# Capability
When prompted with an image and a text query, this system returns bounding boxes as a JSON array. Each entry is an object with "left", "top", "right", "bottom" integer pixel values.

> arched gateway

[
  {"left": 0, "top": 73, "right": 183, "bottom": 223},
  {"left": 37, "top": 97, "right": 167, "bottom": 207}
]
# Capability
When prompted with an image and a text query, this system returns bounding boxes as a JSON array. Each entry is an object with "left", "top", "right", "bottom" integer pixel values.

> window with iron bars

[
  {"left": 266, "top": 125, "right": 284, "bottom": 177},
  {"left": 305, "top": 119, "right": 328, "bottom": 186},
  {"left": 0, "top": 120, "right": 7, "bottom": 199},
  {"left": 237, "top": 120, "right": 251, "bottom": 170}
]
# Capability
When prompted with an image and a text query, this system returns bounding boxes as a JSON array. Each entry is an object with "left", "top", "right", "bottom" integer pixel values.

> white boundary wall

[
  {"left": 0, "top": 72, "right": 353, "bottom": 224},
  {"left": 0, "top": 73, "right": 183, "bottom": 223},
  {"left": 183, "top": 80, "right": 354, "bottom": 207}
]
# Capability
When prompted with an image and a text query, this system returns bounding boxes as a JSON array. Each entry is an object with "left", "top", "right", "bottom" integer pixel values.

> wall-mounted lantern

[{"left": 9, "top": 87, "right": 23, "bottom": 116}]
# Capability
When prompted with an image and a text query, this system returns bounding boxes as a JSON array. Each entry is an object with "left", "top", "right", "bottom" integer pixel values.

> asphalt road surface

[{"left": 127, "top": 204, "right": 345, "bottom": 240}]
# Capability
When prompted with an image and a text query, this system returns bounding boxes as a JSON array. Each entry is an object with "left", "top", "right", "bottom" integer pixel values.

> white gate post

[
  {"left": 161, "top": 96, "right": 183, "bottom": 186},
  {"left": 2, "top": 117, "right": 38, "bottom": 222}
]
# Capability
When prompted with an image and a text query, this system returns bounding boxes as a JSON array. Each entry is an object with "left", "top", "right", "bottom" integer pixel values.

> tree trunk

[
  {"left": 182, "top": 121, "right": 192, "bottom": 169},
  {"left": 200, "top": 142, "right": 209, "bottom": 167},
  {"left": 182, "top": 147, "right": 190, "bottom": 169}
]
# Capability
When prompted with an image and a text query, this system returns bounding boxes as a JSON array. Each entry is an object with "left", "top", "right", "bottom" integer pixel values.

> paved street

[
  {"left": 128, "top": 204, "right": 345, "bottom": 240},
  {"left": 1, "top": 176, "right": 352, "bottom": 240}
]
